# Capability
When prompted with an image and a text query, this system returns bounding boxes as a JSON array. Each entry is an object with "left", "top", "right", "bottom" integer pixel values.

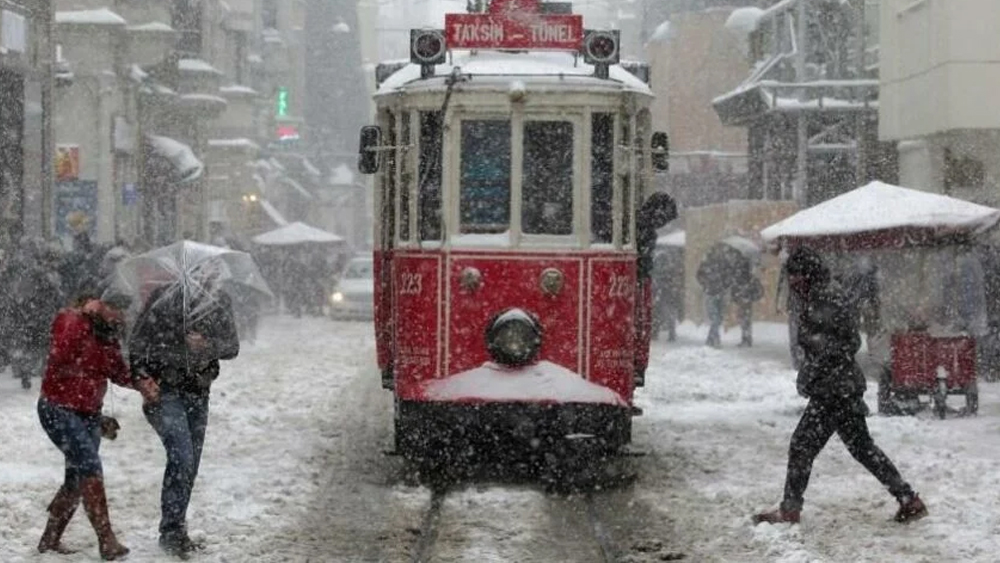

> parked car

[{"left": 329, "top": 255, "right": 374, "bottom": 320}]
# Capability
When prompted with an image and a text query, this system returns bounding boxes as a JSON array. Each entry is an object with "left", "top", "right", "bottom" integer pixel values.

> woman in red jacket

[{"left": 36, "top": 292, "right": 149, "bottom": 560}]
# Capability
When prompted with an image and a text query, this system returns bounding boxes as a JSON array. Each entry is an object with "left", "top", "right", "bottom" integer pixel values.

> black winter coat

[
  {"left": 129, "top": 286, "right": 239, "bottom": 393},
  {"left": 795, "top": 280, "right": 866, "bottom": 399}
]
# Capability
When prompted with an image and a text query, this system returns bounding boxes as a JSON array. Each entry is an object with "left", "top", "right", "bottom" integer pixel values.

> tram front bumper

[{"left": 395, "top": 400, "right": 632, "bottom": 456}]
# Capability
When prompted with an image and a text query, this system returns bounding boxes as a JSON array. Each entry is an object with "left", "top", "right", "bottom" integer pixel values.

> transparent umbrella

[{"left": 107, "top": 240, "right": 273, "bottom": 333}]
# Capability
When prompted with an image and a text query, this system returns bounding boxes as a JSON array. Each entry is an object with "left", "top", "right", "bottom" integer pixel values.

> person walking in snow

[
  {"left": 129, "top": 262, "right": 240, "bottom": 558},
  {"left": 696, "top": 245, "right": 733, "bottom": 348},
  {"left": 36, "top": 290, "right": 141, "bottom": 560},
  {"left": 754, "top": 246, "right": 927, "bottom": 525},
  {"left": 730, "top": 260, "right": 763, "bottom": 347}
]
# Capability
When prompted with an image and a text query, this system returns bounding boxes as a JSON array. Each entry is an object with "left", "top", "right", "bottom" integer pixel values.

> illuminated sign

[
  {"left": 445, "top": 0, "right": 583, "bottom": 51},
  {"left": 276, "top": 125, "right": 299, "bottom": 141},
  {"left": 276, "top": 87, "right": 289, "bottom": 117}
]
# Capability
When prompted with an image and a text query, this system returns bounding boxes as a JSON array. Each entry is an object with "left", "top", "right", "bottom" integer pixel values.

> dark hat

[{"left": 786, "top": 246, "right": 828, "bottom": 282}]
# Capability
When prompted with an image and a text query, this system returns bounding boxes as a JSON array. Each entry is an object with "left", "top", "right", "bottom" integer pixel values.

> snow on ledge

[
  {"left": 220, "top": 84, "right": 259, "bottom": 96},
  {"left": 127, "top": 21, "right": 174, "bottom": 32},
  {"left": 178, "top": 58, "right": 223, "bottom": 74},
  {"left": 423, "top": 361, "right": 627, "bottom": 406},
  {"left": 56, "top": 8, "right": 127, "bottom": 26},
  {"left": 208, "top": 138, "right": 260, "bottom": 150}
]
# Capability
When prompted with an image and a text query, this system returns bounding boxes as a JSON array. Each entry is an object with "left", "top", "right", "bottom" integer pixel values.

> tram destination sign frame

[{"left": 445, "top": 0, "right": 583, "bottom": 51}]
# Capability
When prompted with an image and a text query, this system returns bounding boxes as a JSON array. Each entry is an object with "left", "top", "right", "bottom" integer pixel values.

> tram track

[
  {"left": 409, "top": 486, "right": 449, "bottom": 563},
  {"left": 406, "top": 484, "right": 629, "bottom": 563}
]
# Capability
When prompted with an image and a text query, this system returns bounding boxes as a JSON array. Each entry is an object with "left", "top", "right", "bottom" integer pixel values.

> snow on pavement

[
  {"left": 638, "top": 321, "right": 1000, "bottom": 562},
  {"left": 2, "top": 316, "right": 1000, "bottom": 562},
  {"left": 0, "top": 316, "right": 379, "bottom": 562}
]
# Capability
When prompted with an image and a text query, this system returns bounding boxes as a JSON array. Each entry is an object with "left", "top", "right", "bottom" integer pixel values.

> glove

[{"left": 100, "top": 416, "right": 120, "bottom": 440}]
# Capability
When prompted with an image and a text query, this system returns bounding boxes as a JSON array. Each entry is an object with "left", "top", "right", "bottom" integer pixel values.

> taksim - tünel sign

[{"left": 444, "top": 0, "right": 584, "bottom": 51}]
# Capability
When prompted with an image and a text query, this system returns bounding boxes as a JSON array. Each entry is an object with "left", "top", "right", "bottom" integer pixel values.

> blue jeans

[
  {"left": 705, "top": 293, "right": 726, "bottom": 345},
  {"left": 37, "top": 398, "right": 103, "bottom": 489},
  {"left": 143, "top": 387, "right": 210, "bottom": 537}
]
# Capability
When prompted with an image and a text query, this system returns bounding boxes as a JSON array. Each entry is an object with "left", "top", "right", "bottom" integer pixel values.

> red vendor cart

[{"left": 761, "top": 181, "right": 1000, "bottom": 418}]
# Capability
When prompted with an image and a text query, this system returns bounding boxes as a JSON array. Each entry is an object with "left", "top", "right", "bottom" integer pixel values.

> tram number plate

[
  {"left": 400, "top": 272, "right": 423, "bottom": 296},
  {"left": 608, "top": 274, "right": 634, "bottom": 299}
]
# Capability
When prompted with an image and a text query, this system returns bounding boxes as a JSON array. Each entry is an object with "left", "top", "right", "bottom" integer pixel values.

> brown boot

[
  {"left": 38, "top": 485, "right": 81, "bottom": 554},
  {"left": 753, "top": 507, "right": 801, "bottom": 525},
  {"left": 80, "top": 476, "right": 130, "bottom": 561}
]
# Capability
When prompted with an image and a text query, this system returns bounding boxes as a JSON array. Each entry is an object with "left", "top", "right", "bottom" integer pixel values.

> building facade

[
  {"left": 879, "top": 0, "right": 1000, "bottom": 206},
  {"left": 0, "top": 0, "right": 49, "bottom": 254}
]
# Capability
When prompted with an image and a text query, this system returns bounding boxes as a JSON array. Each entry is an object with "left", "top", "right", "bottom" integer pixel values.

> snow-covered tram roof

[{"left": 375, "top": 51, "right": 652, "bottom": 97}]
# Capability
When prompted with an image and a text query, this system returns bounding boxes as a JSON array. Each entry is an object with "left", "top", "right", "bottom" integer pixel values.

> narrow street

[{"left": 3, "top": 317, "right": 999, "bottom": 562}]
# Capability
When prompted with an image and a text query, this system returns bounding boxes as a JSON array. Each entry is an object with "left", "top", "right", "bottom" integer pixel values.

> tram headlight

[
  {"left": 330, "top": 291, "right": 344, "bottom": 304},
  {"left": 486, "top": 308, "right": 542, "bottom": 367}
]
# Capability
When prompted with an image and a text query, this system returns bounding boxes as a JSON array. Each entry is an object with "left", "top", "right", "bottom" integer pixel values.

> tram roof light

[
  {"left": 410, "top": 29, "right": 447, "bottom": 67},
  {"left": 582, "top": 29, "right": 620, "bottom": 66}
]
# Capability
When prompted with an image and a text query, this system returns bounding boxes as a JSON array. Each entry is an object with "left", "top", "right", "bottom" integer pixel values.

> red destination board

[{"left": 445, "top": 0, "right": 584, "bottom": 51}]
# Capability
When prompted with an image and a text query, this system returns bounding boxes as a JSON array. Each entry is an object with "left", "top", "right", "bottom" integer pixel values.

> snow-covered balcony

[
  {"left": 177, "top": 57, "right": 224, "bottom": 94},
  {"left": 55, "top": 8, "right": 126, "bottom": 76},
  {"left": 125, "top": 21, "right": 177, "bottom": 67},
  {"left": 714, "top": 79, "right": 879, "bottom": 127}
]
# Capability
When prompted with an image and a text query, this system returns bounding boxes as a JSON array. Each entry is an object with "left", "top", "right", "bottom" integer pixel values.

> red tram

[{"left": 358, "top": 0, "right": 674, "bottom": 460}]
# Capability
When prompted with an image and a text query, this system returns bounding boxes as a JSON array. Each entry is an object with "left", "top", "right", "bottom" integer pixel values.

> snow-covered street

[{"left": 3, "top": 316, "right": 1000, "bottom": 562}]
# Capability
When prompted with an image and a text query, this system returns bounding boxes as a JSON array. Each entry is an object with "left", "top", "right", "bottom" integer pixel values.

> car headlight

[
  {"left": 486, "top": 308, "right": 542, "bottom": 367},
  {"left": 330, "top": 291, "right": 344, "bottom": 304}
]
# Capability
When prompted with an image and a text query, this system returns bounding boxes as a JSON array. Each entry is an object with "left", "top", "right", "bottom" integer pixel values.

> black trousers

[{"left": 781, "top": 396, "right": 913, "bottom": 512}]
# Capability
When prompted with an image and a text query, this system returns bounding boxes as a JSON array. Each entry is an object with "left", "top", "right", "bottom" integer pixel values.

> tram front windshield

[{"left": 459, "top": 118, "right": 576, "bottom": 237}]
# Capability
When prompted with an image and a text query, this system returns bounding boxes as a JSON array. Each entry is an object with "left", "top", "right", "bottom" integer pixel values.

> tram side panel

[
  {"left": 392, "top": 253, "right": 444, "bottom": 401},
  {"left": 588, "top": 257, "right": 638, "bottom": 404}
]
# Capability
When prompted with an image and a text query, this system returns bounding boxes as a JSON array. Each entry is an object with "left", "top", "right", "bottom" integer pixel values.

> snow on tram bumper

[{"left": 394, "top": 361, "right": 632, "bottom": 455}]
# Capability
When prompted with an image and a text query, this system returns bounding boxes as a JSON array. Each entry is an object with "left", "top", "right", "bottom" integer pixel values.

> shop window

[{"left": 944, "top": 148, "right": 985, "bottom": 193}]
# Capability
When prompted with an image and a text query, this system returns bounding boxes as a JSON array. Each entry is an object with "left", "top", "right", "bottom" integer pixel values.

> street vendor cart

[{"left": 761, "top": 181, "right": 1000, "bottom": 418}]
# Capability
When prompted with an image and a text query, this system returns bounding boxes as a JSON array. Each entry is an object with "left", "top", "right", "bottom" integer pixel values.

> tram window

[
  {"left": 399, "top": 112, "right": 411, "bottom": 241},
  {"left": 621, "top": 118, "right": 632, "bottom": 245},
  {"left": 419, "top": 111, "right": 443, "bottom": 240},
  {"left": 381, "top": 111, "right": 397, "bottom": 244},
  {"left": 460, "top": 120, "right": 511, "bottom": 234},
  {"left": 522, "top": 121, "right": 573, "bottom": 235},
  {"left": 591, "top": 113, "right": 614, "bottom": 243}
]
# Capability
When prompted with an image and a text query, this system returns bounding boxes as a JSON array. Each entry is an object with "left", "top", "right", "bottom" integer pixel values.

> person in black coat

[
  {"left": 754, "top": 246, "right": 927, "bottom": 525},
  {"left": 128, "top": 266, "right": 239, "bottom": 556},
  {"left": 697, "top": 245, "right": 734, "bottom": 348},
  {"left": 730, "top": 260, "right": 763, "bottom": 347}
]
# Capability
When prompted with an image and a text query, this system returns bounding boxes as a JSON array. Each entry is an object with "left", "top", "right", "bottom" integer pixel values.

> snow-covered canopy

[
  {"left": 648, "top": 20, "right": 673, "bottom": 44},
  {"left": 178, "top": 58, "right": 223, "bottom": 75},
  {"left": 252, "top": 222, "right": 344, "bottom": 246},
  {"left": 259, "top": 199, "right": 288, "bottom": 227},
  {"left": 56, "top": 8, "right": 127, "bottom": 26},
  {"left": 724, "top": 7, "right": 763, "bottom": 36},
  {"left": 146, "top": 135, "right": 204, "bottom": 182},
  {"left": 761, "top": 181, "right": 1000, "bottom": 245}
]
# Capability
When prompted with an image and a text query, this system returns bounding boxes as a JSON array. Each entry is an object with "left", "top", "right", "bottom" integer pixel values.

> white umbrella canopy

[
  {"left": 720, "top": 235, "right": 762, "bottom": 262},
  {"left": 761, "top": 181, "right": 1000, "bottom": 245},
  {"left": 108, "top": 240, "right": 273, "bottom": 328},
  {"left": 252, "top": 221, "right": 345, "bottom": 246}
]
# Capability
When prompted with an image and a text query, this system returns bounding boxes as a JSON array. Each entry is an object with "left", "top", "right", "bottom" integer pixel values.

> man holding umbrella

[{"left": 128, "top": 256, "right": 240, "bottom": 557}]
